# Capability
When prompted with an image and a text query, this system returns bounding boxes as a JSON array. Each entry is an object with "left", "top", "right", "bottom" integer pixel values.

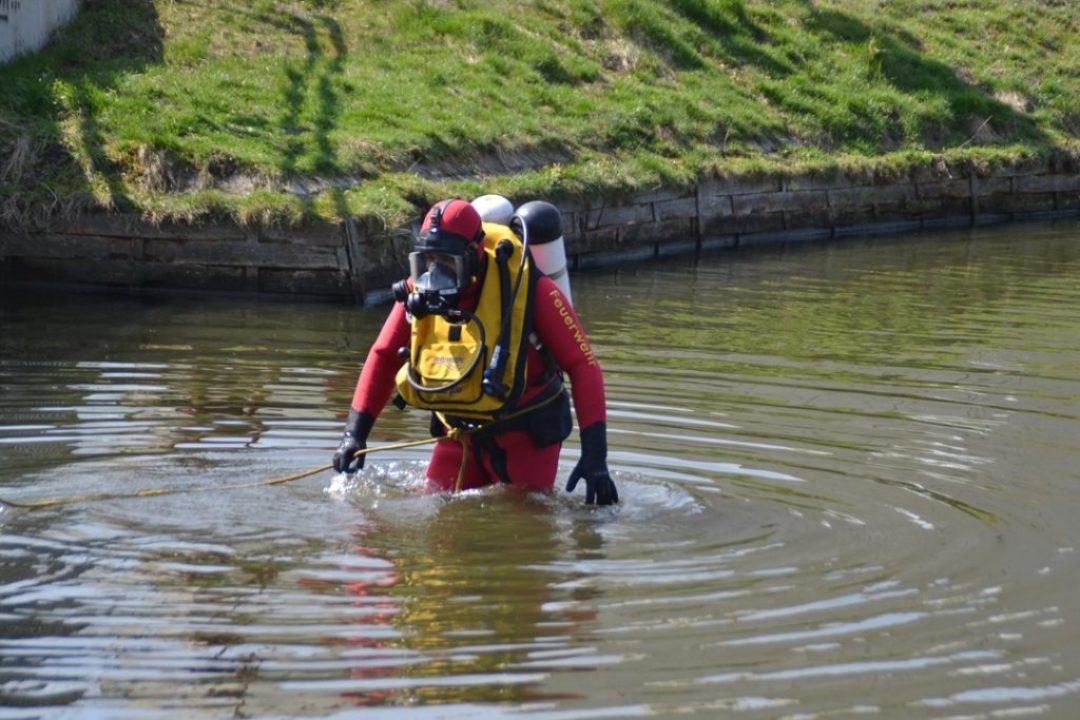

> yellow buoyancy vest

[{"left": 394, "top": 222, "right": 534, "bottom": 420}]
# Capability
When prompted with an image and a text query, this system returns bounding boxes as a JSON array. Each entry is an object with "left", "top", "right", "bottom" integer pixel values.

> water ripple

[{"left": 3, "top": 221, "right": 1080, "bottom": 717}]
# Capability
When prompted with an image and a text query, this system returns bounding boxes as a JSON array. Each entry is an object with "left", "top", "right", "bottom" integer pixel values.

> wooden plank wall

[{"left": 2, "top": 158, "right": 1078, "bottom": 303}]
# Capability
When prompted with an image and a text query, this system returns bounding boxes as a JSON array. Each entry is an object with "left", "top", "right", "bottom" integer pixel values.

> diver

[{"left": 332, "top": 198, "right": 618, "bottom": 505}]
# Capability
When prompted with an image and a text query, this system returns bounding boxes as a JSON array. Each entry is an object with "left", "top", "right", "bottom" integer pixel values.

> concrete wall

[
  {"left": 0, "top": 0, "right": 81, "bottom": 64},
  {"left": 2, "top": 157, "right": 1078, "bottom": 302}
]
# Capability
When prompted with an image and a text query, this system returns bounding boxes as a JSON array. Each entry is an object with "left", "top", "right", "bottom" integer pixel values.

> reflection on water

[{"left": 2, "top": 220, "right": 1080, "bottom": 718}]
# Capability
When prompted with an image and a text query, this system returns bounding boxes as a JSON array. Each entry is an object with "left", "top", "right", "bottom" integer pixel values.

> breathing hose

[{"left": 483, "top": 218, "right": 531, "bottom": 398}]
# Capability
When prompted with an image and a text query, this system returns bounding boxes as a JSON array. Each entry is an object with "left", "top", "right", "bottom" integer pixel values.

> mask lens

[{"left": 409, "top": 251, "right": 464, "bottom": 293}]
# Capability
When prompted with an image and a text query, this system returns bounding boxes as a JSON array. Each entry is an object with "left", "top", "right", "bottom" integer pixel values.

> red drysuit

[{"left": 347, "top": 276, "right": 606, "bottom": 491}]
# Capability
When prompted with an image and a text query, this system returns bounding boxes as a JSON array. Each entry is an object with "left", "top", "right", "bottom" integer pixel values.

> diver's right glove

[
  {"left": 566, "top": 422, "right": 619, "bottom": 506},
  {"left": 332, "top": 409, "right": 375, "bottom": 473}
]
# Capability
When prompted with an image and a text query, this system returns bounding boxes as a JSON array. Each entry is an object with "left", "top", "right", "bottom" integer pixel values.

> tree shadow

[
  {"left": 234, "top": 3, "right": 351, "bottom": 223},
  {"left": 0, "top": 0, "right": 164, "bottom": 228},
  {"left": 657, "top": 1, "right": 1051, "bottom": 153},
  {"left": 3, "top": 0, "right": 354, "bottom": 229},
  {"left": 802, "top": 6, "right": 1050, "bottom": 148},
  {"left": 667, "top": 0, "right": 795, "bottom": 77}
]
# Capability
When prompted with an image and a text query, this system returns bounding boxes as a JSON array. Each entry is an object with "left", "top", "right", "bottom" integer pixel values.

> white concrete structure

[{"left": 1, "top": 0, "right": 81, "bottom": 64}]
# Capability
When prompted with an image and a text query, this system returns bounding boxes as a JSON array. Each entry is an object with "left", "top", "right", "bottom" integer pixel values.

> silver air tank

[
  {"left": 513, "top": 200, "right": 573, "bottom": 304},
  {"left": 471, "top": 194, "right": 515, "bottom": 226},
  {"left": 471, "top": 195, "right": 573, "bottom": 305}
]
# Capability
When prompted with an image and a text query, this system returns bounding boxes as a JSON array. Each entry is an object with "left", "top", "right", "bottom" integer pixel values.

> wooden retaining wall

[{"left": 2, "top": 158, "right": 1078, "bottom": 303}]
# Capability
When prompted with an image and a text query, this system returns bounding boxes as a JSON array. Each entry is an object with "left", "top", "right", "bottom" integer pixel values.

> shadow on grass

[
  {"left": 803, "top": 6, "right": 1050, "bottom": 149},
  {"left": 233, "top": 3, "right": 351, "bottom": 223},
  {"left": 656, "top": 1, "right": 1050, "bottom": 154},
  {"left": 667, "top": 0, "right": 792, "bottom": 76},
  {"left": 3, "top": 0, "right": 355, "bottom": 229},
  {"left": 0, "top": 0, "right": 163, "bottom": 228},
  {"left": 615, "top": 0, "right": 788, "bottom": 75}
]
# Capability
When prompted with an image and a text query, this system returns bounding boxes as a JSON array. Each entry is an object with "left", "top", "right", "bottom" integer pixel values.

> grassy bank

[{"left": 1, "top": 0, "right": 1077, "bottom": 231}]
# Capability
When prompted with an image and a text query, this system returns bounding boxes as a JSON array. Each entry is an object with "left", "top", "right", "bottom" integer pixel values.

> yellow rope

[
  {"left": 452, "top": 430, "right": 469, "bottom": 494},
  {"left": 1, "top": 393, "right": 564, "bottom": 511},
  {"left": 0, "top": 436, "right": 441, "bottom": 511},
  {"left": 434, "top": 391, "right": 561, "bottom": 495}
]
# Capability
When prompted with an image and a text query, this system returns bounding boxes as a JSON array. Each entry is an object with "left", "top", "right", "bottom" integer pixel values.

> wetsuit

[{"left": 347, "top": 276, "right": 606, "bottom": 491}]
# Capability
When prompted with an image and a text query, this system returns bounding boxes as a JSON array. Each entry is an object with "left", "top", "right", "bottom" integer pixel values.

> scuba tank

[
  {"left": 471, "top": 194, "right": 515, "bottom": 227},
  {"left": 472, "top": 196, "right": 573, "bottom": 305}
]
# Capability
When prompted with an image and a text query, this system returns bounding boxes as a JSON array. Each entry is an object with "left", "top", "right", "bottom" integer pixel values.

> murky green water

[{"left": 2, "top": 220, "right": 1080, "bottom": 719}]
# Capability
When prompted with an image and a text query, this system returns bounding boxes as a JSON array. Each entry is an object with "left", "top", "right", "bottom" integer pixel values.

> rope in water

[
  {"left": 0, "top": 436, "right": 442, "bottom": 511},
  {"left": 0, "top": 392, "right": 564, "bottom": 511}
]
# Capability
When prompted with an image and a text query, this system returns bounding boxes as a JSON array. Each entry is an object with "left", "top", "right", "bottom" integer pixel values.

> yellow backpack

[{"left": 395, "top": 223, "right": 535, "bottom": 420}]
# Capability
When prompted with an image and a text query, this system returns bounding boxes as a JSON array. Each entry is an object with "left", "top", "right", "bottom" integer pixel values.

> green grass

[{"left": 1, "top": 0, "right": 1077, "bottom": 230}]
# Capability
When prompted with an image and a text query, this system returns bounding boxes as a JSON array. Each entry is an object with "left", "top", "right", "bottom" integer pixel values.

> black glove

[
  {"left": 333, "top": 410, "right": 375, "bottom": 473},
  {"left": 566, "top": 422, "right": 619, "bottom": 506}
]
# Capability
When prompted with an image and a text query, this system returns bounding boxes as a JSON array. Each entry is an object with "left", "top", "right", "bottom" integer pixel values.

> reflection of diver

[
  {"left": 341, "top": 496, "right": 606, "bottom": 706},
  {"left": 331, "top": 537, "right": 401, "bottom": 708},
  {"left": 334, "top": 198, "right": 617, "bottom": 505}
]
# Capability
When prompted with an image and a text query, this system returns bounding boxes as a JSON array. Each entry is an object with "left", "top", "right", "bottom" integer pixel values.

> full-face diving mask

[
  {"left": 393, "top": 199, "right": 483, "bottom": 318},
  {"left": 403, "top": 250, "right": 469, "bottom": 316},
  {"left": 410, "top": 251, "right": 466, "bottom": 294}
]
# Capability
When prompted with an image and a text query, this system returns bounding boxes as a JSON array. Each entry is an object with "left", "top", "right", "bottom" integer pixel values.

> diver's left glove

[
  {"left": 333, "top": 410, "right": 375, "bottom": 473},
  {"left": 566, "top": 422, "right": 619, "bottom": 506}
]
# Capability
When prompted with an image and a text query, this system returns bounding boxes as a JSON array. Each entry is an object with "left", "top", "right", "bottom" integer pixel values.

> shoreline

[{"left": 2, "top": 156, "right": 1078, "bottom": 305}]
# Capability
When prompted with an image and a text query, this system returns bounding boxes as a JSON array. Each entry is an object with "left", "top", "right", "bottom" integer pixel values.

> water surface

[{"left": 2, "top": 220, "right": 1080, "bottom": 719}]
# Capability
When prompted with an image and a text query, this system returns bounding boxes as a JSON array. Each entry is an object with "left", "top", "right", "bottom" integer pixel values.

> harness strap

[
  {"left": 471, "top": 432, "right": 513, "bottom": 485},
  {"left": 438, "top": 375, "right": 563, "bottom": 432},
  {"left": 435, "top": 387, "right": 565, "bottom": 491}
]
